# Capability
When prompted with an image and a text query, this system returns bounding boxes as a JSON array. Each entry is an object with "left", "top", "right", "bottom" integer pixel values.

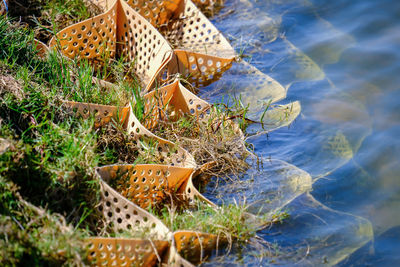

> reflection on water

[{"left": 199, "top": 0, "right": 400, "bottom": 265}]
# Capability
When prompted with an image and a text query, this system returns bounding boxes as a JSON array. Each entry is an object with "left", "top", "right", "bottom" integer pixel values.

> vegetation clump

[
  {"left": 162, "top": 200, "right": 256, "bottom": 242},
  {"left": 152, "top": 103, "right": 251, "bottom": 179}
]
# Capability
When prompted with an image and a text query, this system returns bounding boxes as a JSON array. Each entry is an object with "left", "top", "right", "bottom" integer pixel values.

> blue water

[{"left": 199, "top": 0, "right": 400, "bottom": 265}]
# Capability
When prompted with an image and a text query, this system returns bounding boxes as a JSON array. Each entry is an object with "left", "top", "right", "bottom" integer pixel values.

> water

[{"left": 198, "top": 0, "right": 400, "bottom": 265}]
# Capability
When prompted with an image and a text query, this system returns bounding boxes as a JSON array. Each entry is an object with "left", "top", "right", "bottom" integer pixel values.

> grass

[
  {"left": 151, "top": 96, "right": 252, "bottom": 179},
  {"left": 0, "top": 14, "right": 106, "bottom": 265},
  {"left": 0, "top": 2, "right": 291, "bottom": 264},
  {"left": 161, "top": 200, "right": 256, "bottom": 242},
  {"left": 0, "top": 136, "right": 89, "bottom": 266},
  {"left": 96, "top": 123, "right": 170, "bottom": 167},
  {"left": 8, "top": 0, "right": 101, "bottom": 43}
]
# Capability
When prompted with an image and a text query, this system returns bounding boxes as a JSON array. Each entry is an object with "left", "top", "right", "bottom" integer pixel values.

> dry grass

[
  {"left": 0, "top": 70, "right": 24, "bottom": 101},
  {"left": 96, "top": 121, "right": 168, "bottom": 166},
  {"left": 153, "top": 107, "right": 251, "bottom": 179}
]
